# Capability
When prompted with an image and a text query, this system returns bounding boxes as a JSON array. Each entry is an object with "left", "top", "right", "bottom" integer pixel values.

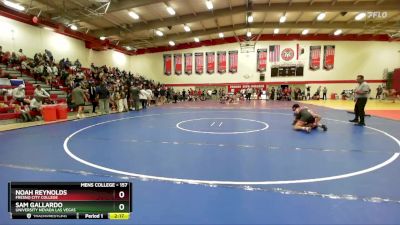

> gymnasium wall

[
  {"left": 131, "top": 41, "right": 399, "bottom": 91},
  {"left": 1, "top": 14, "right": 399, "bottom": 96},
  {"left": 0, "top": 15, "right": 130, "bottom": 69}
]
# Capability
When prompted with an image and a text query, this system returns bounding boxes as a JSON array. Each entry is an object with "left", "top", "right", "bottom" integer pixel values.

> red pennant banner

[
  {"left": 257, "top": 49, "right": 268, "bottom": 72},
  {"left": 174, "top": 54, "right": 182, "bottom": 75},
  {"left": 184, "top": 53, "right": 193, "bottom": 75},
  {"left": 323, "top": 45, "right": 335, "bottom": 71},
  {"left": 229, "top": 51, "right": 238, "bottom": 73},
  {"left": 217, "top": 51, "right": 226, "bottom": 74},
  {"left": 206, "top": 52, "right": 215, "bottom": 74},
  {"left": 195, "top": 52, "right": 204, "bottom": 74},
  {"left": 309, "top": 46, "right": 321, "bottom": 71},
  {"left": 163, "top": 54, "right": 172, "bottom": 75}
]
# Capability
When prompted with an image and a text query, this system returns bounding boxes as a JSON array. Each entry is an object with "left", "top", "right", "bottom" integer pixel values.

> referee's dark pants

[{"left": 354, "top": 97, "right": 368, "bottom": 124}]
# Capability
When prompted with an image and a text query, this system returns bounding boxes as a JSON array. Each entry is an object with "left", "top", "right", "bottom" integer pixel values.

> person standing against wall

[
  {"left": 376, "top": 85, "right": 383, "bottom": 100},
  {"left": 349, "top": 75, "right": 370, "bottom": 126},
  {"left": 322, "top": 87, "right": 328, "bottom": 100}
]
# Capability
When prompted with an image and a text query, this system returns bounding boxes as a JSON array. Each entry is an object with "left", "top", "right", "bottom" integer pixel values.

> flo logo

[
  {"left": 281, "top": 48, "right": 294, "bottom": 61},
  {"left": 367, "top": 11, "right": 388, "bottom": 19}
]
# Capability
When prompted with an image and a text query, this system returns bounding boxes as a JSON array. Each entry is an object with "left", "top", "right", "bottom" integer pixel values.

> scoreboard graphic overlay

[{"left": 9, "top": 182, "right": 132, "bottom": 220}]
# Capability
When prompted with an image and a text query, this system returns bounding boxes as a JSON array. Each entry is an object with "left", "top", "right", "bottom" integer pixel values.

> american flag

[{"left": 269, "top": 45, "right": 280, "bottom": 62}]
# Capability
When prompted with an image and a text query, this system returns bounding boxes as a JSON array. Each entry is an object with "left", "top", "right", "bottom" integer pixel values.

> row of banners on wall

[
  {"left": 163, "top": 45, "right": 335, "bottom": 75},
  {"left": 163, "top": 51, "right": 238, "bottom": 75}
]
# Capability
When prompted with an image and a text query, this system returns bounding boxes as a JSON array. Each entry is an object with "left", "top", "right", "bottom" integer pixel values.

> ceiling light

[
  {"left": 166, "top": 6, "right": 175, "bottom": 15},
  {"left": 183, "top": 25, "right": 191, "bottom": 32},
  {"left": 219, "top": 32, "right": 224, "bottom": 38},
  {"left": 246, "top": 31, "right": 252, "bottom": 37},
  {"left": 99, "top": 36, "right": 106, "bottom": 40},
  {"left": 194, "top": 37, "right": 200, "bottom": 42},
  {"left": 70, "top": 24, "right": 78, "bottom": 30},
  {"left": 317, "top": 12, "right": 326, "bottom": 21},
  {"left": 247, "top": 15, "right": 254, "bottom": 23},
  {"left": 355, "top": 12, "right": 366, "bottom": 21},
  {"left": 4, "top": 0, "right": 25, "bottom": 11},
  {"left": 206, "top": 0, "right": 213, "bottom": 10},
  {"left": 169, "top": 41, "right": 175, "bottom": 46},
  {"left": 274, "top": 28, "right": 279, "bottom": 34},
  {"left": 128, "top": 11, "right": 139, "bottom": 20},
  {"left": 155, "top": 30, "right": 164, "bottom": 36},
  {"left": 279, "top": 15, "right": 286, "bottom": 23},
  {"left": 302, "top": 29, "right": 309, "bottom": 35},
  {"left": 334, "top": 29, "right": 342, "bottom": 36}
]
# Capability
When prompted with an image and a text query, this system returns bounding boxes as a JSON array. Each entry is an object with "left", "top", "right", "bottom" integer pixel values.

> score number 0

[{"left": 118, "top": 183, "right": 128, "bottom": 211}]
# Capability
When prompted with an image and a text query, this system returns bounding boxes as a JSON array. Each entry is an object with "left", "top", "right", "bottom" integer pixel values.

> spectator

[
  {"left": 159, "top": 86, "right": 166, "bottom": 104},
  {"left": 88, "top": 82, "right": 97, "bottom": 114},
  {"left": 376, "top": 85, "right": 383, "bottom": 100},
  {"left": 145, "top": 86, "right": 153, "bottom": 106},
  {"left": 117, "top": 86, "right": 128, "bottom": 112},
  {"left": 12, "top": 84, "right": 29, "bottom": 105},
  {"left": 97, "top": 83, "right": 110, "bottom": 114},
  {"left": 139, "top": 86, "right": 148, "bottom": 109},
  {"left": 16, "top": 49, "right": 25, "bottom": 60},
  {"left": 270, "top": 87, "right": 275, "bottom": 100},
  {"left": 29, "top": 96, "right": 42, "bottom": 111},
  {"left": 129, "top": 84, "right": 140, "bottom": 111},
  {"left": 322, "top": 87, "right": 328, "bottom": 100},
  {"left": 34, "top": 85, "right": 50, "bottom": 101},
  {"left": 0, "top": 46, "right": 4, "bottom": 62},
  {"left": 317, "top": 86, "right": 322, "bottom": 98},
  {"left": 71, "top": 83, "right": 88, "bottom": 119},
  {"left": 74, "top": 59, "right": 82, "bottom": 69},
  {"left": 45, "top": 49, "right": 54, "bottom": 62}
]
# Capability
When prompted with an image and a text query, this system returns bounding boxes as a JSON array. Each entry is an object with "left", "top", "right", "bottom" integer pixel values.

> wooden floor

[
  {"left": 303, "top": 99, "right": 400, "bottom": 110},
  {"left": 303, "top": 99, "right": 400, "bottom": 121},
  {"left": 0, "top": 112, "right": 119, "bottom": 132}
]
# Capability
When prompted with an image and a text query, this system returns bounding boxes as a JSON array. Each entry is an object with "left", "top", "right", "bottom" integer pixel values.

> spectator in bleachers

[
  {"left": 33, "top": 62, "right": 44, "bottom": 83},
  {"left": 0, "top": 46, "right": 4, "bottom": 62},
  {"left": 29, "top": 96, "right": 42, "bottom": 116},
  {"left": 74, "top": 59, "right": 82, "bottom": 69},
  {"left": 12, "top": 84, "right": 29, "bottom": 105},
  {"left": 34, "top": 85, "right": 50, "bottom": 101},
  {"left": 44, "top": 49, "right": 54, "bottom": 63},
  {"left": 0, "top": 69, "right": 10, "bottom": 79},
  {"left": 43, "top": 63, "right": 53, "bottom": 85},
  {"left": 16, "top": 49, "right": 25, "bottom": 60},
  {"left": 65, "top": 58, "right": 71, "bottom": 68},
  {"left": 71, "top": 83, "right": 88, "bottom": 119},
  {"left": 9, "top": 52, "right": 19, "bottom": 66}
]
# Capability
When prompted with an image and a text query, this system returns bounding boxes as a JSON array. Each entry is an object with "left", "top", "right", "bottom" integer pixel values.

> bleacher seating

[{"left": 0, "top": 63, "right": 67, "bottom": 122}]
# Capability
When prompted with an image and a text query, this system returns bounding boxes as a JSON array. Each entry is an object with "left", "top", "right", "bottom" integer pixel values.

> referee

[{"left": 349, "top": 75, "right": 370, "bottom": 126}]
